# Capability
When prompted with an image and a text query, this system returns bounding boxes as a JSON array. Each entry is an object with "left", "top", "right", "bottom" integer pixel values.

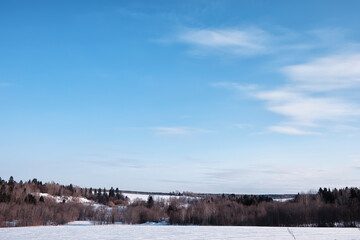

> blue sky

[{"left": 1, "top": 0, "right": 360, "bottom": 194}]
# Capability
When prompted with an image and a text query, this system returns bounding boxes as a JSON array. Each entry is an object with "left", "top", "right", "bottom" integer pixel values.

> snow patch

[
  {"left": 36, "top": 193, "right": 94, "bottom": 204},
  {"left": 65, "top": 221, "right": 93, "bottom": 226},
  {"left": 273, "top": 197, "right": 294, "bottom": 202},
  {"left": 123, "top": 193, "right": 191, "bottom": 203}
]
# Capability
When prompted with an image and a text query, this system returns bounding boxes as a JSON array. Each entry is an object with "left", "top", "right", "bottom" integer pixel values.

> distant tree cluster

[
  {"left": 0, "top": 177, "right": 94, "bottom": 227},
  {"left": 0, "top": 176, "right": 130, "bottom": 227},
  {"left": 166, "top": 194, "right": 273, "bottom": 225},
  {"left": 85, "top": 187, "right": 127, "bottom": 206},
  {"left": 1, "top": 176, "right": 360, "bottom": 227},
  {"left": 165, "top": 188, "right": 360, "bottom": 226}
]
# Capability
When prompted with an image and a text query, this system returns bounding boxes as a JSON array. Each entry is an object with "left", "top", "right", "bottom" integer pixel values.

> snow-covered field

[
  {"left": 1, "top": 223, "right": 359, "bottom": 240},
  {"left": 122, "top": 192, "right": 185, "bottom": 203},
  {"left": 35, "top": 192, "right": 189, "bottom": 204}
]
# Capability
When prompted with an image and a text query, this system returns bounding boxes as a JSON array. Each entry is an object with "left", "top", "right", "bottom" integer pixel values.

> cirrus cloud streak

[{"left": 215, "top": 53, "right": 360, "bottom": 135}]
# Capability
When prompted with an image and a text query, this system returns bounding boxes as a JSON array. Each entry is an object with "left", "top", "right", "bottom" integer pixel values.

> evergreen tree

[
  {"left": 147, "top": 196, "right": 154, "bottom": 208},
  {"left": 109, "top": 187, "right": 115, "bottom": 198}
]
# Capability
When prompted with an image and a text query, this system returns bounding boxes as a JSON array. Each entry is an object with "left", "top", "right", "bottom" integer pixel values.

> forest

[{"left": 1, "top": 176, "right": 360, "bottom": 227}]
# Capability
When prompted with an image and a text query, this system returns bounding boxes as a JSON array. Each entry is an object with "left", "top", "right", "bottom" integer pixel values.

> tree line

[{"left": 1, "top": 176, "right": 359, "bottom": 227}]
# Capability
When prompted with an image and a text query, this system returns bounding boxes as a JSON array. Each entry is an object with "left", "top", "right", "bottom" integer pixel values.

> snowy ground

[
  {"left": 273, "top": 197, "right": 294, "bottom": 202},
  {"left": 122, "top": 192, "right": 184, "bottom": 203},
  {"left": 1, "top": 224, "right": 360, "bottom": 240},
  {"left": 35, "top": 193, "right": 93, "bottom": 204}
]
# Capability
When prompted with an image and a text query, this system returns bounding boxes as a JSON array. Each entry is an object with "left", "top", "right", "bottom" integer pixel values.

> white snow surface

[
  {"left": 36, "top": 193, "right": 93, "bottom": 204},
  {"left": 123, "top": 193, "right": 184, "bottom": 203},
  {"left": 1, "top": 224, "right": 360, "bottom": 240},
  {"left": 65, "top": 221, "right": 93, "bottom": 226},
  {"left": 273, "top": 198, "right": 294, "bottom": 202}
]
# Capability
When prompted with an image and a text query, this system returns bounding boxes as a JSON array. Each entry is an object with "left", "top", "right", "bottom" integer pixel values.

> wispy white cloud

[
  {"left": 176, "top": 27, "right": 360, "bottom": 135},
  {"left": 215, "top": 53, "right": 360, "bottom": 135},
  {"left": 153, "top": 126, "right": 212, "bottom": 135},
  {"left": 268, "top": 125, "right": 319, "bottom": 135},
  {"left": 170, "top": 25, "right": 360, "bottom": 60},
  {"left": 331, "top": 124, "right": 360, "bottom": 132},
  {"left": 283, "top": 54, "right": 360, "bottom": 91},
  {"left": 255, "top": 89, "right": 360, "bottom": 125},
  {"left": 178, "top": 27, "right": 270, "bottom": 56},
  {"left": 211, "top": 82, "right": 257, "bottom": 91},
  {"left": 180, "top": 28, "right": 267, "bottom": 48},
  {"left": 175, "top": 26, "right": 354, "bottom": 58}
]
